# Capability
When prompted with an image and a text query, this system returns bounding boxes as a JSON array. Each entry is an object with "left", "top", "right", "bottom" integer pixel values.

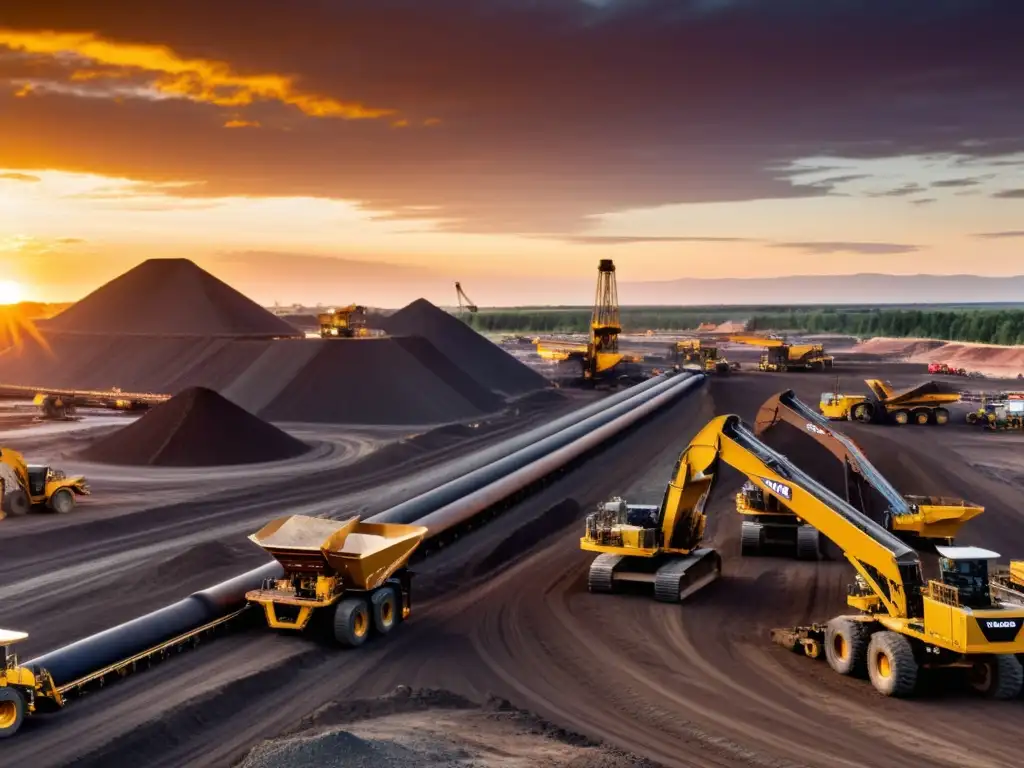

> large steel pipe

[
  {"left": 374, "top": 372, "right": 695, "bottom": 524},
  {"left": 29, "top": 372, "right": 703, "bottom": 686}
]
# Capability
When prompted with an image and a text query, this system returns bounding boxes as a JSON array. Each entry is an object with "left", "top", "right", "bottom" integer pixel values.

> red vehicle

[{"left": 928, "top": 362, "right": 967, "bottom": 376}]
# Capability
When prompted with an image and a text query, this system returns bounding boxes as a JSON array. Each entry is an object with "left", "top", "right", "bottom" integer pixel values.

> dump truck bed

[
  {"left": 249, "top": 514, "right": 427, "bottom": 591},
  {"left": 867, "top": 379, "right": 961, "bottom": 406}
]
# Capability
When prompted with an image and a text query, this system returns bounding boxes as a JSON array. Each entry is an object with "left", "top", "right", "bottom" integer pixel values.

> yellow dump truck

[
  {"left": 728, "top": 334, "right": 833, "bottom": 372},
  {"left": 819, "top": 379, "right": 960, "bottom": 426},
  {"left": 991, "top": 561, "right": 1024, "bottom": 606},
  {"left": 670, "top": 340, "right": 733, "bottom": 373},
  {"left": 245, "top": 514, "right": 427, "bottom": 646},
  {"left": 0, "top": 447, "right": 89, "bottom": 518},
  {"left": 318, "top": 305, "right": 370, "bottom": 338}
]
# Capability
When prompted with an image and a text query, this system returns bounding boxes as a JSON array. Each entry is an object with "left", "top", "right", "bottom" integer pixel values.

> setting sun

[{"left": 0, "top": 280, "right": 24, "bottom": 305}]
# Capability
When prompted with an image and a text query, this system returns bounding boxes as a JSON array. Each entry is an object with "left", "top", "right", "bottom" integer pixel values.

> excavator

[
  {"left": 751, "top": 389, "right": 983, "bottom": 554},
  {"left": 581, "top": 414, "right": 1024, "bottom": 698},
  {"left": 0, "top": 447, "right": 88, "bottom": 518},
  {"left": 669, "top": 340, "right": 734, "bottom": 374},
  {"left": 727, "top": 334, "right": 833, "bottom": 372},
  {"left": 820, "top": 379, "right": 959, "bottom": 426},
  {"left": 317, "top": 305, "right": 370, "bottom": 338}
]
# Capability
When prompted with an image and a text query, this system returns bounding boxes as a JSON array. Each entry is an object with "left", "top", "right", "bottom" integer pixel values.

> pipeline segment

[{"left": 29, "top": 372, "right": 703, "bottom": 687}]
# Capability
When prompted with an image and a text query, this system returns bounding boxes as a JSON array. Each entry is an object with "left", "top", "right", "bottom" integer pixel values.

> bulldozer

[
  {"left": 244, "top": 514, "right": 427, "bottom": 647},
  {"left": 0, "top": 447, "right": 88, "bottom": 519},
  {"left": 819, "top": 379, "right": 960, "bottom": 426},
  {"left": 318, "top": 305, "right": 370, "bottom": 338}
]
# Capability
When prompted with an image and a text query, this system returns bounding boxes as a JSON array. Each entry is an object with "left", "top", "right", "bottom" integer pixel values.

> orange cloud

[
  {"left": 224, "top": 119, "right": 261, "bottom": 129},
  {"left": 0, "top": 28, "right": 396, "bottom": 120},
  {"left": 14, "top": 82, "right": 33, "bottom": 97}
]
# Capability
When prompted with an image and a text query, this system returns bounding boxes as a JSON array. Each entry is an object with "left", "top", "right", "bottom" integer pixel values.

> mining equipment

[
  {"left": 928, "top": 362, "right": 967, "bottom": 376},
  {"left": 727, "top": 334, "right": 833, "bottom": 372},
  {"left": 966, "top": 397, "right": 1024, "bottom": 431},
  {"left": 753, "top": 389, "right": 982, "bottom": 551},
  {"left": 244, "top": 514, "right": 427, "bottom": 647},
  {"left": 455, "top": 281, "right": 478, "bottom": 319},
  {"left": 317, "top": 305, "right": 369, "bottom": 338},
  {"left": 669, "top": 340, "right": 733, "bottom": 374},
  {"left": 0, "top": 447, "right": 88, "bottom": 518},
  {"left": 30, "top": 387, "right": 167, "bottom": 421},
  {"left": 582, "top": 413, "right": 1024, "bottom": 697},
  {"left": 820, "top": 379, "right": 960, "bottom": 426},
  {"left": 990, "top": 561, "right": 1024, "bottom": 606}
]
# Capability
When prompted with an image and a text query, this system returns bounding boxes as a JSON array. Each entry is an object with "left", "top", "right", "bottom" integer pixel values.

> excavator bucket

[{"left": 894, "top": 496, "right": 984, "bottom": 541}]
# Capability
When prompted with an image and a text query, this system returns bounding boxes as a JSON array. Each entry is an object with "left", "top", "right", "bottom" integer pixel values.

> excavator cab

[{"left": 936, "top": 546, "right": 998, "bottom": 609}]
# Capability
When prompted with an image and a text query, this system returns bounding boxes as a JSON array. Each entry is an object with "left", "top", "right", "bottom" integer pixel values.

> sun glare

[{"left": 0, "top": 280, "right": 23, "bottom": 305}]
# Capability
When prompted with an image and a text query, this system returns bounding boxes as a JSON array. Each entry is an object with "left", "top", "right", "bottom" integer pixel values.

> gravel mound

[
  {"left": 383, "top": 299, "right": 547, "bottom": 396},
  {"left": 78, "top": 387, "right": 310, "bottom": 466},
  {"left": 40, "top": 258, "right": 300, "bottom": 338}
]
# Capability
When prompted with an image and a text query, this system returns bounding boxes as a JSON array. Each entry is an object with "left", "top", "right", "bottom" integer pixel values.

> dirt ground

[{"left": 3, "top": 363, "right": 1024, "bottom": 768}]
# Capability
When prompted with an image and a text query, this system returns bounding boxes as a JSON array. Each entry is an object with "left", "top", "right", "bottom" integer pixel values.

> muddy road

[{"left": 5, "top": 366, "right": 1023, "bottom": 767}]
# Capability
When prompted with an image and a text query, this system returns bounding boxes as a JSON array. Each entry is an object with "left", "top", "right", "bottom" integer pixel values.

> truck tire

[
  {"left": 969, "top": 655, "right": 1023, "bottom": 700},
  {"left": 825, "top": 618, "right": 869, "bottom": 677},
  {"left": 332, "top": 597, "right": 371, "bottom": 648},
  {"left": 796, "top": 525, "right": 819, "bottom": 561},
  {"left": 912, "top": 410, "right": 930, "bottom": 426},
  {"left": 1, "top": 489, "right": 30, "bottom": 517},
  {"left": 48, "top": 488, "right": 75, "bottom": 514},
  {"left": 892, "top": 410, "right": 909, "bottom": 426},
  {"left": 852, "top": 402, "right": 873, "bottom": 423},
  {"left": 0, "top": 687, "right": 25, "bottom": 738},
  {"left": 371, "top": 587, "right": 398, "bottom": 635},
  {"left": 934, "top": 408, "right": 950, "bottom": 425},
  {"left": 867, "top": 631, "right": 917, "bottom": 697}
]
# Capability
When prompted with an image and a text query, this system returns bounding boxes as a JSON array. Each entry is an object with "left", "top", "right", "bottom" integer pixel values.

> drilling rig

[{"left": 582, "top": 259, "right": 625, "bottom": 381}]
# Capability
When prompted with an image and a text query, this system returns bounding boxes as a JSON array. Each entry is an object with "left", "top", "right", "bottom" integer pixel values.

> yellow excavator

[
  {"left": 0, "top": 447, "right": 88, "bottom": 518},
  {"left": 669, "top": 340, "right": 733, "bottom": 374},
  {"left": 727, "top": 334, "right": 833, "bottom": 372},
  {"left": 750, "top": 389, "right": 982, "bottom": 554},
  {"left": 820, "top": 379, "right": 959, "bottom": 426},
  {"left": 581, "top": 414, "right": 1024, "bottom": 697}
]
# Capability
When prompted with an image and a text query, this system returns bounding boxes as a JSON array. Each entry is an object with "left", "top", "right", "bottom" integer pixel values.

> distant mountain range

[{"left": 620, "top": 274, "right": 1024, "bottom": 307}]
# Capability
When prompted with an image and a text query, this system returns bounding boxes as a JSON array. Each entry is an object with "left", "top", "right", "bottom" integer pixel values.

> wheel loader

[
  {"left": 244, "top": 514, "right": 427, "bottom": 646},
  {"left": 0, "top": 447, "right": 89, "bottom": 519}
]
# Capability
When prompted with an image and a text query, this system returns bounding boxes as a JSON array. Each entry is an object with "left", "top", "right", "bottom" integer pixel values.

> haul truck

[
  {"left": 727, "top": 334, "right": 833, "bottom": 372},
  {"left": 820, "top": 379, "right": 959, "bottom": 426},
  {"left": 669, "top": 340, "right": 734, "bottom": 374},
  {"left": 0, "top": 447, "right": 88, "bottom": 518},
  {"left": 244, "top": 514, "right": 427, "bottom": 647},
  {"left": 582, "top": 414, "right": 1024, "bottom": 698},
  {"left": 751, "top": 389, "right": 982, "bottom": 553}
]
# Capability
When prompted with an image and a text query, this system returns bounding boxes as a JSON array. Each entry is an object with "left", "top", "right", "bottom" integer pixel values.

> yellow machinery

[
  {"left": 820, "top": 379, "right": 959, "bottom": 426},
  {"left": 0, "top": 447, "right": 88, "bottom": 518},
  {"left": 245, "top": 514, "right": 427, "bottom": 647},
  {"left": 318, "top": 305, "right": 369, "bottom": 338},
  {"left": 670, "top": 340, "right": 733, "bottom": 374},
  {"left": 583, "top": 414, "right": 1024, "bottom": 697},
  {"left": 991, "top": 561, "right": 1024, "bottom": 606},
  {"left": 28, "top": 387, "right": 168, "bottom": 421},
  {"left": 728, "top": 334, "right": 833, "bottom": 372},
  {"left": 753, "top": 390, "right": 982, "bottom": 549},
  {"left": 966, "top": 397, "right": 1024, "bottom": 431}
]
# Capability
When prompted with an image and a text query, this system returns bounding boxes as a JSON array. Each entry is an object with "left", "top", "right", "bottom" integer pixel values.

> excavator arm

[{"left": 755, "top": 390, "right": 982, "bottom": 541}]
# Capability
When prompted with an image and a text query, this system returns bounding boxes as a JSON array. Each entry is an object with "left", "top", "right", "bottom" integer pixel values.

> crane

[
  {"left": 581, "top": 259, "right": 624, "bottom": 380},
  {"left": 726, "top": 334, "right": 833, "bottom": 372},
  {"left": 454, "top": 282, "right": 478, "bottom": 318},
  {"left": 581, "top": 413, "right": 1024, "bottom": 698},
  {"left": 751, "top": 389, "right": 982, "bottom": 548}
]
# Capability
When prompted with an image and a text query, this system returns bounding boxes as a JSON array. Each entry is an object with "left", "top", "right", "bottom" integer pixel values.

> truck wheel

[
  {"left": 371, "top": 587, "right": 398, "bottom": 635},
  {"left": 0, "top": 687, "right": 25, "bottom": 738},
  {"left": 852, "top": 403, "right": 873, "bottom": 423},
  {"left": 913, "top": 410, "right": 930, "bottom": 426},
  {"left": 825, "top": 618, "right": 869, "bottom": 677},
  {"left": 867, "top": 631, "right": 918, "bottom": 697},
  {"left": 934, "top": 408, "right": 949, "bottom": 425},
  {"left": 969, "top": 655, "right": 1023, "bottom": 700},
  {"left": 332, "top": 597, "right": 371, "bottom": 648},
  {"left": 892, "top": 410, "right": 909, "bottom": 426},
  {"left": 1, "top": 489, "right": 30, "bottom": 517},
  {"left": 48, "top": 488, "right": 75, "bottom": 514}
]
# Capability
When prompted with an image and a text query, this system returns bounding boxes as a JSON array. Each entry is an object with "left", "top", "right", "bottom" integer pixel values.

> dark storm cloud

[
  {"left": 993, "top": 189, "right": 1024, "bottom": 199},
  {"left": 1, "top": 0, "right": 1023, "bottom": 232},
  {"left": 772, "top": 242, "right": 920, "bottom": 256}
]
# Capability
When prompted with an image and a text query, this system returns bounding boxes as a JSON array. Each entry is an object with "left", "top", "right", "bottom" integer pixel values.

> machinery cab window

[{"left": 936, "top": 545, "right": 1000, "bottom": 609}]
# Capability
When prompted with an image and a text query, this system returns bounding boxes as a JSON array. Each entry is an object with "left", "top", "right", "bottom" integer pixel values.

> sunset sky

[{"left": 1, "top": 1, "right": 1023, "bottom": 307}]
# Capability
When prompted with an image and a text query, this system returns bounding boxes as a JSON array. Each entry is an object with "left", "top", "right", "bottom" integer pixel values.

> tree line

[{"left": 468, "top": 307, "right": 1024, "bottom": 345}]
